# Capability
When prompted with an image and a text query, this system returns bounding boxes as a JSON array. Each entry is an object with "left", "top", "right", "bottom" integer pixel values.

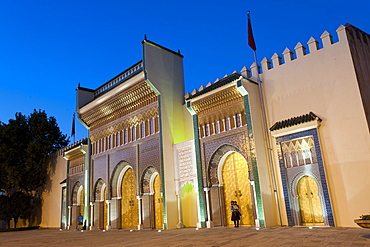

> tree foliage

[{"left": 0, "top": 110, "right": 69, "bottom": 227}]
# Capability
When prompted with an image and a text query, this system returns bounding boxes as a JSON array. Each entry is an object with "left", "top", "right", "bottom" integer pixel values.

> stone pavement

[{"left": 1, "top": 226, "right": 370, "bottom": 247}]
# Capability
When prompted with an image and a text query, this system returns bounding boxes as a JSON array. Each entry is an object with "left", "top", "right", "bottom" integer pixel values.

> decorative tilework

[
  {"left": 195, "top": 94, "right": 265, "bottom": 227},
  {"left": 192, "top": 114, "right": 206, "bottom": 227},
  {"left": 138, "top": 137, "right": 161, "bottom": 178},
  {"left": 243, "top": 94, "right": 265, "bottom": 227},
  {"left": 141, "top": 166, "right": 158, "bottom": 193},
  {"left": 201, "top": 128, "right": 250, "bottom": 185},
  {"left": 275, "top": 128, "right": 334, "bottom": 227}
]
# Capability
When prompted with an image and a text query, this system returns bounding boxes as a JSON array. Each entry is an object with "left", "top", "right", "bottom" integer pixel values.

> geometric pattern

[
  {"left": 110, "top": 161, "right": 131, "bottom": 198},
  {"left": 208, "top": 144, "right": 248, "bottom": 185},
  {"left": 71, "top": 181, "right": 82, "bottom": 205},
  {"left": 141, "top": 166, "right": 158, "bottom": 194},
  {"left": 94, "top": 178, "right": 105, "bottom": 201},
  {"left": 121, "top": 168, "right": 138, "bottom": 229},
  {"left": 275, "top": 128, "right": 334, "bottom": 226}
]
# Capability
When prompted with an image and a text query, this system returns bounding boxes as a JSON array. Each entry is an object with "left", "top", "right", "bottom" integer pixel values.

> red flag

[
  {"left": 248, "top": 11, "right": 256, "bottom": 51},
  {"left": 71, "top": 113, "right": 75, "bottom": 137}
]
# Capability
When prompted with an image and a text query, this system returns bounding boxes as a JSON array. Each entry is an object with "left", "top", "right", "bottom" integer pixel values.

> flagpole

[
  {"left": 247, "top": 11, "right": 282, "bottom": 226},
  {"left": 72, "top": 113, "right": 76, "bottom": 143}
]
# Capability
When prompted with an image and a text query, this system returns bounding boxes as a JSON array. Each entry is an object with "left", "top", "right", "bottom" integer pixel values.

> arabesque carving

[{"left": 80, "top": 81, "right": 158, "bottom": 129}]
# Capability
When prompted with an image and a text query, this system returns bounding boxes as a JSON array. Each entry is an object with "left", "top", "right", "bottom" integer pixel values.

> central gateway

[{"left": 222, "top": 152, "right": 254, "bottom": 226}]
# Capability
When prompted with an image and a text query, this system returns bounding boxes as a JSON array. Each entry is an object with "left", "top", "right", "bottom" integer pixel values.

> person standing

[
  {"left": 231, "top": 201, "right": 241, "bottom": 227},
  {"left": 77, "top": 213, "right": 83, "bottom": 231}
]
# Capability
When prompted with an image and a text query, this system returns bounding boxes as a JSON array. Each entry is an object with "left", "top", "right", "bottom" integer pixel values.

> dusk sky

[{"left": 1, "top": 0, "right": 369, "bottom": 143}]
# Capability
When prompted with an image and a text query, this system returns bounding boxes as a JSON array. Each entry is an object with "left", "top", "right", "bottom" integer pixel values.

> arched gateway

[
  {"left": 110, "top": 161, "right": 138, "bottom": 229},
  {"left": 141, "top": 166, "right": 163, "bottom": 229},
  {"left": 208, "top": 145, "right": 256, "bottom": 227}
]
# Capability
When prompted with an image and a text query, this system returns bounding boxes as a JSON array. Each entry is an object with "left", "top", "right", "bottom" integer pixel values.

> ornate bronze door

[
  {"left": 153, "top": 175, "right": 163, "bottom": 229},
  {"left": 79, "top": 188, "right": 84, "bottom": 216},
  {"left": 222, "top": 152, "right": 254, "bottom": 226},
  {"left": 103, "top": 187, "right": 108, "bottom": 229},
  {"left": 121, "top": 169, "right": 138, "bottom": 229},
  {"left": 297, "top": 176, "right": 324, "bottom": 225}
]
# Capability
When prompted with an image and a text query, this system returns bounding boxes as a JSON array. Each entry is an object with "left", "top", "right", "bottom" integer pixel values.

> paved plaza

[{"left": 1, "top": 226, "right": 370, "bottom": 246}]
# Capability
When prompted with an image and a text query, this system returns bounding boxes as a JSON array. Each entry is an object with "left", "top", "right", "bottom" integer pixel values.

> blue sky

[{"left": 1, "top": 0, "right": 369, "bottom": 143}]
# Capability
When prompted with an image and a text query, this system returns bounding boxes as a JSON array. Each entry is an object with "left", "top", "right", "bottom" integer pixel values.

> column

[
  {"left": 106, "top": 200, "right": 111, "bottom": 230},
  {"left": 89, "top": 202, "right": 94, "bottom": 230},
  {"left": 68, "top": 206, "right": 72, "bottom": 230},
  {"left": 137, "top": 196, "right": 143, "bottom": 230},
  {"left": 204, "top": 187, "right": 213, "bottom": 228},
  {"left": 176, "top": 193, "right": 184, "bottom": 228},
  {"left": 250, "top": 181, "right": 260, "bottom": 228}
]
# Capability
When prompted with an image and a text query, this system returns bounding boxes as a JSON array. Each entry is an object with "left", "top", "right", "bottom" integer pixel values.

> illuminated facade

[{"left": 41, "top": 23, "right": 370, "bottom": 229}]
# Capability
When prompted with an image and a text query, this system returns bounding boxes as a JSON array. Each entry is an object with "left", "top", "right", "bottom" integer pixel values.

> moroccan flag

[
  {"left": 71, "top": 113, "right": 75, "bottom": 137},
  {"left": 247, "top": 12, "right": 256, "bottom": 51}
]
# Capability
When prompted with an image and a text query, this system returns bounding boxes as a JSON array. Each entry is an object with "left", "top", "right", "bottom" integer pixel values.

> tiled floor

[{"left": 1, "top": 226, "right": 370, "bottom": 246}]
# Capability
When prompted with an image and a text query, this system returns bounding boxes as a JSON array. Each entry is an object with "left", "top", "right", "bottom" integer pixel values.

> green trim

[
  {"left": 243, "top": 94, "right": 265, "bottom": 227},
  {"left": 192, "top": 114, "right": 206, "bottom": 228},
  {"left": 157, "top": 95, "right": 167, "bottom": 229},
  {"left": 145, "top": 79, "right": 160, "bottom": 96},
  {"left": 66, "top": 160, "right": 70, "bottom": 229},
  {"left": 85, "top": 139, "right": 91, "bottom": 228}
]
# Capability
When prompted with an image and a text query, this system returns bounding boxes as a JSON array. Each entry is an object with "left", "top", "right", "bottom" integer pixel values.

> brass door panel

[
  {"left": 297, "top": 176, "right": 324, "bottom": 225},
  {"left": 103, "top": 188, "right": 108, "bottom": 229},
  {"left": 153, "top": 175, "right": 163, "bottom": 229},
  {"left": 121, "top": 169, "right": 138, "bottom": 229},
  {"left": 79, "top": 189, "right": 84, "bottom": 216},
  {"left": 222, "top": 153, "right": 254, "bottom": 226}
]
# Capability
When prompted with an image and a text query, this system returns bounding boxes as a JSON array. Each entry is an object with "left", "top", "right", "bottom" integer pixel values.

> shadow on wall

[{"left": 15, "top": 151, "right": 60, "bottom": 228}]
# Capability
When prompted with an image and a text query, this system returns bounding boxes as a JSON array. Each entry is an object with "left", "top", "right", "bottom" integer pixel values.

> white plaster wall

[
  {"left": 240, "top": 78, "right": 279, "bottom": 227},
  {"left": 255, "top": 25, "right": 370, "bottom": 227},
  {"left": 143, "top": 40, "right": 185, "bottom": 229},
  {"left": 41, "top": 153, "right": 66, "bottom": 228}
]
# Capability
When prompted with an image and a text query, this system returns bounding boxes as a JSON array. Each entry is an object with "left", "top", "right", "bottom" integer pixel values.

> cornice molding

[
  {"left": 80, "top": 81, "right": 157, "bottom": 128},
  {"left": 191, "top": 86, "right": 243, "bottom": 114}
]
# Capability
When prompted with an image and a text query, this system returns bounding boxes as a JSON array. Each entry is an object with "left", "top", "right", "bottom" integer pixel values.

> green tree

[
  {"left": 0, "top": 195, "right": 12, "bottom": 227},
  {"left": 0, "top": 110, "right": 69, "bottom": 227}
]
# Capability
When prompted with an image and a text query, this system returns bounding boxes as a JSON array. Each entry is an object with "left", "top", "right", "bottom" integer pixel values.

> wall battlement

[
  {"left": 186, "top": 24, "right": 352, "bottom": 95},
  {"left": 248, "top": 24, "right": 347, "bottom": 77}
]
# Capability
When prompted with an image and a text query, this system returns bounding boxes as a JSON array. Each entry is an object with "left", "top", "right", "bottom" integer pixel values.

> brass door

[
  {"left": 297, "top": 176, "right": 324, "bottom": 225},
  {"left": 121, "top": 169, "right": 138, "bottom": 229},
  {"left": 79, "top": 188, "right": 84, "bottom": 216},
  {"left": 103, "top": 187, "right": 108, "bottom": 229},
  {"left": 222, "top": 152, "right": 254, "bottom": 226},
  {"left": 153, "top": 175, "right": 163, "bottom": 229}
]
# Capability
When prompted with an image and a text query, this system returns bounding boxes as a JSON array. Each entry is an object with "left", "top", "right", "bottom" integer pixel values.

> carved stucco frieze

[
  {"left": 200, "top": 128, "right": 252, "bottom": 185},
  {"left": 80, "top": 81, "right": 158, "bottom": 129},
  {"left": 89, "top": 102, "right": 158, "bottom": 143},
  {"left": 178, "top": 146, "right": 195, "bottom": 181},
  {"left": 191, "top": 87, "right": 242, "bottom": 115}
]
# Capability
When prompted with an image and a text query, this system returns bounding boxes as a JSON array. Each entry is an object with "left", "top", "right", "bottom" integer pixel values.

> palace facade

[{"left": 41, "top": 23, "right": 370, "bottom": 230}]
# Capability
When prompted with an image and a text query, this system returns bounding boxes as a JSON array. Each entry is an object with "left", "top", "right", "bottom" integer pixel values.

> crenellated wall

[{"left": 251, "top": 24, "right": 370, "bottom": 227}]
